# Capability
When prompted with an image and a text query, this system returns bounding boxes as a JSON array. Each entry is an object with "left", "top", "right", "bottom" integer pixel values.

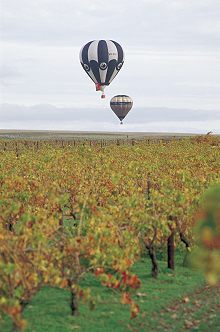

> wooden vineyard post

[
  {"left": 146, "top": 177, "right": 151, "bottom": 200},
  {"left": 167, "top": 232, "right": 175, "bottom": 270}
]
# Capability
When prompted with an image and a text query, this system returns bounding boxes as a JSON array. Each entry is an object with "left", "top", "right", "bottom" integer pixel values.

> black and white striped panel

[
  {"left": 80, "top": 41, "right": 98, "bottom": 84},
  {"left": 80, "top": 40, "right": 124, "bottom": 86},
  {"left": 107, "top": 40, "right": 124, "bottom": 84}
]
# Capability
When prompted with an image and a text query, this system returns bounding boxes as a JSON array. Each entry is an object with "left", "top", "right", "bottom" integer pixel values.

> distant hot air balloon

[
  {"left": 110, "top": 95, "right": 133, "bottom": 124},
  {"left": 79, "top": 40, "right": 124, "bottom": 99}
]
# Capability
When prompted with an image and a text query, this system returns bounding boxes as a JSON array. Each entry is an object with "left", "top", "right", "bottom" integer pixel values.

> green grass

[{"left": 2, "top": 255, "right": 219, "bottom": 332}]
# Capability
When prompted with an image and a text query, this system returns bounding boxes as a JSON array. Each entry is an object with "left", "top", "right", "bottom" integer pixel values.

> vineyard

[{"left": 0, "top": 136, "right": 219, "bottom": 331}]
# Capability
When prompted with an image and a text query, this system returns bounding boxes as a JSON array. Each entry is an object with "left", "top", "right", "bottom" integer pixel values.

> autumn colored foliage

[
  {"left": 0, "top": 136, "right": 219, "bottom": 329},
  {"left": 191, "top": 184, "right": 220, "bottom": 284}
]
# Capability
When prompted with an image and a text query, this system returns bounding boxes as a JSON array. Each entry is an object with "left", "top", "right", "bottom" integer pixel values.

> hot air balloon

[
  {"left": 79, "top": 40, "right": 124, "bottom": 99},
  {"left": 110, "top": 95, "right": 133, "bottom": 124}
]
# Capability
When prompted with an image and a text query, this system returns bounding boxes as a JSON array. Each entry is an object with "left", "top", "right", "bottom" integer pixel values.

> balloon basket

[{"left": 101, "top": 94, "right": 105, "bottom": 99}]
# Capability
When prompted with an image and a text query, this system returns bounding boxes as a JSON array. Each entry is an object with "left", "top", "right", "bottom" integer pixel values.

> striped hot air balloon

[
  {"left": 79, "top": 40, "right": 124, "bottom": 98},
  {"left": 110, "top": 95, "right": 133, "bottom": 124}
]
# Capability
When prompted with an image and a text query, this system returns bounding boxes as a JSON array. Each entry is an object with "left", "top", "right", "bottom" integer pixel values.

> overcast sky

[{"left": 0, "top": 0, "right": 220, "bottom": 133}]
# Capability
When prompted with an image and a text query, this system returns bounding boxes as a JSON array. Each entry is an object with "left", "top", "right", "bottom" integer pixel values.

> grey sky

[{"left": 0, "top": 0, "right": 220, "bottom": 132}]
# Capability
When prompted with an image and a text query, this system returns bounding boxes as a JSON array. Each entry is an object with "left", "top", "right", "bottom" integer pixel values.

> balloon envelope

[
  {"left": 110, "top": 95, "right": 133, "bottom": 123},
  {"left": 79, "top": 40, "right": 124, "bottom": 98}
]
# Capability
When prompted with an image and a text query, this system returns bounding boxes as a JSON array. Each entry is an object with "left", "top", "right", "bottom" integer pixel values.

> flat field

[{"left": 0, "top": 129, "right": 199, "bottom": 141}]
